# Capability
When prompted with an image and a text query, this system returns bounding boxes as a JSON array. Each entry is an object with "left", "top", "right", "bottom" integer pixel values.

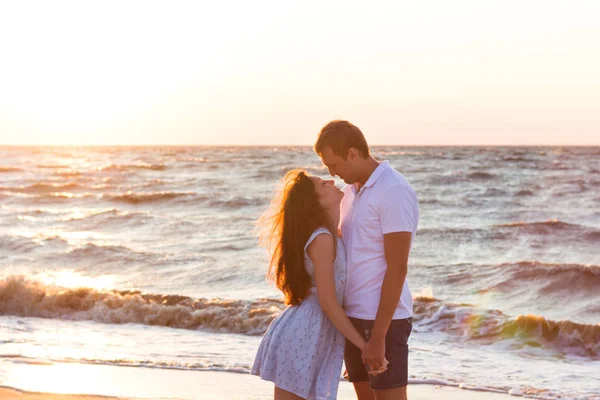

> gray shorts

[{"left": 344, "top": 317, "right": 412, "bottom": 389}]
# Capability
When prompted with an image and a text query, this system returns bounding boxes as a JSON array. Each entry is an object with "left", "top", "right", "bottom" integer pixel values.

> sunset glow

[{"left": 1, "top": 1, "right": 599, "bottom": 145}]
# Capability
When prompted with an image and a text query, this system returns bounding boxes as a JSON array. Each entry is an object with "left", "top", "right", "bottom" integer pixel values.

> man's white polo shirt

[{"left": 340, "top": 161, "right": 419, "bottom": 320}]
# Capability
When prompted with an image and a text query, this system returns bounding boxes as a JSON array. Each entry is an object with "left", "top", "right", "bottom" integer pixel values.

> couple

[{"left": 252, "top": 120, "right": 419, "bottom": 400}]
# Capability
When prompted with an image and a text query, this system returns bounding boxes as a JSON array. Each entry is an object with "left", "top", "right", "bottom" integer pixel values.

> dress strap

[{"left": 304, "top": 227, "right": 332, "bottom": 252}]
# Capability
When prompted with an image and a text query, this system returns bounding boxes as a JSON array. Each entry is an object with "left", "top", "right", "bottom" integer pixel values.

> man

[{"left": 314, "top": 120, "right": 419, "bottom": 400}]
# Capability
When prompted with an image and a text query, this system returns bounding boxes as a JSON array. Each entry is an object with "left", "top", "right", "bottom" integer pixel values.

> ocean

[{"left": 0, "top": 146, "right": 598, "bottom": 399}]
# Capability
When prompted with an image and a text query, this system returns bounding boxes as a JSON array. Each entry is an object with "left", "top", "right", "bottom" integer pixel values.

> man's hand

[
  {"left": 362, "top": 335, "right": 387, "bottom": 375},
  {"left": 367, "top": 358, "right": 389, "bottom": 376}
]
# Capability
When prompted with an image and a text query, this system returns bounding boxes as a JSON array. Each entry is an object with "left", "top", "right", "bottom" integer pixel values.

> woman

[{"left": 251, "top": 170, "right": 385, "bottom": 400}]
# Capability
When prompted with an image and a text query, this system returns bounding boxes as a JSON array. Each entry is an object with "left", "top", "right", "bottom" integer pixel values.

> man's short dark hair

[{"left": 314, "top": 120, "right": 370, "bottom": 159}]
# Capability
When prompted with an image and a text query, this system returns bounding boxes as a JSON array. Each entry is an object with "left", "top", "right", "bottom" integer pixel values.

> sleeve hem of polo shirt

[{"left": 382, "top": 225, "right": 413, "bottom": 234}]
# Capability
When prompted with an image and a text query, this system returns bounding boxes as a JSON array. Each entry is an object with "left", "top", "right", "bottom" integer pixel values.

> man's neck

[{"left": 356, "top": 157, "right": 381, "bottom": 190}]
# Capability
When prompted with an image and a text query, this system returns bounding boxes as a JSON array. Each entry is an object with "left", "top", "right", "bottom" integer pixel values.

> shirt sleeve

[{"left": 378, "top": 184, "right": 417, "bottom": 234}]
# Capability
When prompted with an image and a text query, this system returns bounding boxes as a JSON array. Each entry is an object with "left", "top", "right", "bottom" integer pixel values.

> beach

[
  {"left": 1, "top": 146, "right": 599, "bottom": 399},
  {"left": 2, "top": 0, "right": 600, "bottom": 396},
  {"left": 0, "top": 364, "right": 513, "bottom": 399}
]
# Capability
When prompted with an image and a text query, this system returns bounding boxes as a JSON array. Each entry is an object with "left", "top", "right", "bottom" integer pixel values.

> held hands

[
  {"left": 366, "top": 357, "right": 389, "bottom": 376},
  {"left": 361, "top": 335, "right": 388, "bottom": 376}
]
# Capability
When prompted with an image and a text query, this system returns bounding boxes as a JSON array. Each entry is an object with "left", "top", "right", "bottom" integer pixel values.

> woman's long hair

[{"left": 258, "top": 170, "right": 335, "bottom": 306}]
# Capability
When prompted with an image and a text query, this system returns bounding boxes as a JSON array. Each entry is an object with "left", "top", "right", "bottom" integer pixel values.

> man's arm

[
  {"left": 361, "top": 183, "right": 417, "bottom": 370},
  {"left": 361, "top": 232, "right": 412, "bottom": 369}
]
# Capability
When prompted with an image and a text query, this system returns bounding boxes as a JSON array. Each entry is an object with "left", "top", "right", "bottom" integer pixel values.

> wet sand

[{"left": 0, "top": 366, "right": 512, "bottom": 400}]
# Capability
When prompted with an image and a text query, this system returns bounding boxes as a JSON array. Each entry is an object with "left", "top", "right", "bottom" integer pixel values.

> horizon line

[{"left": 1, "top": 144, "right": 599, "bottom": 148}]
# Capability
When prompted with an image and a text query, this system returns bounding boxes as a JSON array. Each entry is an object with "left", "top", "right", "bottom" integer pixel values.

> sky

[{"left": 0, "top": 1, "right": 599, "bottom": 146}]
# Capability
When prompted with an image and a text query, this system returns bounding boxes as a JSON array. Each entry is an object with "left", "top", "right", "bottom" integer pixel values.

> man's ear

[{"left": 347, "top": 147, "right": 360, "bottom": 160}]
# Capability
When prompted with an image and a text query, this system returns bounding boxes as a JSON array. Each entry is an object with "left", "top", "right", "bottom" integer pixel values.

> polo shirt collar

[{"left": 352, "top": 160, "right": 390, "bottom": 194}]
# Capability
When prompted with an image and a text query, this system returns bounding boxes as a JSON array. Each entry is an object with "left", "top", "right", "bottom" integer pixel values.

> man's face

[{"left": 319, "top": 147, "right": 357, "bottom": 184}]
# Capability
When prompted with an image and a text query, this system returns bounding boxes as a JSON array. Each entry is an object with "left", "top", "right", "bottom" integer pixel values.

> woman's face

[{"left": 309, "top": 176, "right": 343, "bottom": 209}]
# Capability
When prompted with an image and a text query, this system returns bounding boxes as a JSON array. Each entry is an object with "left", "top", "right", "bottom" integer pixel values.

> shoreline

[
  {"left": 0, "top": 365, "right": 515, "bottom": 400},
  {"left": 0, "top": 386, "right": 122, "bottom": 400},
  {"left": 0, "top": 383, "right": 512, "bottom": 400}
]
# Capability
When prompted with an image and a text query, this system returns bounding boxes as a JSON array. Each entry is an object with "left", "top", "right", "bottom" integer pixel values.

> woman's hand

[
  {"left": 362, "top": 335, "right": 387, "bottom": 374},
  {"left": 366, "top": 357, "right": 389, "bottom": 376}
]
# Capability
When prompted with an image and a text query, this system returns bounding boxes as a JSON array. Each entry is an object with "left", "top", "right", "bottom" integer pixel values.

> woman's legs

[{"left": 274, "top": 386, "right": 305, "bottom": 400}]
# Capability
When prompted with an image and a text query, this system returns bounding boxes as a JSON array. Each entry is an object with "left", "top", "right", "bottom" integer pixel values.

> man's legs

[
  {"left": 374, "top": 385, "right": 407, "bottom": 400},
  {"left": 352, "top": 382, "right": 408, "bottom": 400},
  {"left": 352, "top": 381, "right": 375, "bottom": 400},
  {"left": 346, "top": 318, "right": 412, "bottom": 400},
  {"left": 345, "top": 317, "right": 375, "bottom": 400}
]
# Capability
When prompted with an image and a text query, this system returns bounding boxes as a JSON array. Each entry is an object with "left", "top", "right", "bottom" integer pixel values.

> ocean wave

[
  {"left": 102, "top": 191, "right": 196, "bottom": 204},
  {"left": 0, "top": 191, "right": 96, "bottom": 203},
  {"left": 419, "top": 220, "right": 600, "bottom": 242},
  {"left": 64, "top": 208, "right": 152, "bottom": 229},
  {"left": 177, "top": 157, "right": 208, "bottom": 163},
  {"left": 480, "top": 261, "right": 600, "bottom": 302},
  {"left": 2, "top": 276, "right": 598, "bottom": 358},
  {"left": 549, "top": 162, "right": 570, "bottom": 170},
  {"left": 0, "top": 234, "right": 70, "bottom": 253},
  {"left": 0, "top": 235, "right": 43, "bottom": 253},
  {"left": 54, "top": 243, "right": 154, "bottom": 264},
  {"left": 416, "top": 227, "right": 476, "bottom": 236},
  {"left": 6, "top": 207, "right": 64, "bottom": 217},
  {"left": 252, "top": 166, "right": 306, "bottom": 180},
  {"left": 439, "top": 260, "right": 600, "bottom": 296},
  {"left": 134, "top": 179, "right": 169, "bottom": 189},
  {"left": 66, "top": 208, "right": 119, "bottom": 220},
  {"left": 502, "top": 155, "right": 536, "bottom": 162},
  {"left": 0, "top": 355, "right": 252, "bottom": 374},
  {"left": 208, "top": 196, "right": 266, "bottom": 209},
  {"left": 478, "top": 261, "right": 600, "bottom": 300},
  {"left": 0, "top": 167, "right": 23, "bottom": 173},
  {"left": 507, "top": 260, "right": 600, "bottom": 278},
  {"left": 467, "top": 171, "right": 497, "bottom": 180},
  {"left": 494, "top": 219, "right": 598, "bottom": 235},
  {"left": 419, "top": 198, "right": 441, "bottom": 205},
  {"left": 54, "top": 170, "right": 83, "bottom": 177},
  {"left": 202, "top": 243, "right": 251, "bottom": 252},
  {"left": 514, "top": 189, "right": 534, "bottom": 196},
  {"left": 0, "top": 182, "right": 87, "bottom": 194},
  {"left": 3, "top": 188, "right": 263, "bottom": 209},
  {"left": 429, "top": 171, "right": 498, "bottom": 185},
  {"left": 252, "top": 170, "right": 283, "bottom": 180},
  {"left": 586, "top": 230, "right": 600, "bottom": 240},
  {"left": 101, "top": 163, "right": 168, "bottom": 172},
  {"left": 37, "top": 164, "right": 70, "bottom": 169},
  {"left": 376, "top": 150, "right": 425, "bottom": 157},
  {"left": 0, "top": 276, "right": 283, "bottom": 335},
  {"left": 482, "top": 188, "right": 506, "bottom": 197},
  {"left": 30, "top": 193, "right": 96, "bottom": 202},
  {"left": 413, "top": 297, "right": 600, "bottom": 358}
]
